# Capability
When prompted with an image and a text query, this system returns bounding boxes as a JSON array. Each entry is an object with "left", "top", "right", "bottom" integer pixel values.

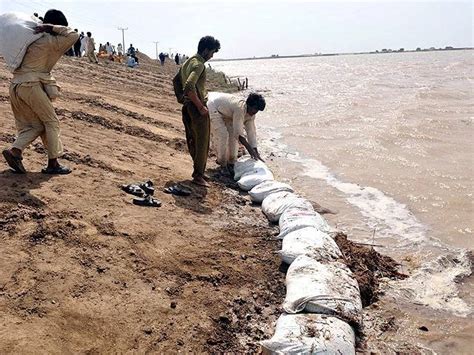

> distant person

[
  {"left": 177, "top": 36, "right": 221, "bottom": 186},
  {"left": 117, "top": 43, "right": 123, "bottom": 56},
  {"left": 2, "top": 9, "right": 79, "bottom": 175},
  {"left": 127, "top": 44, "right": 136, "bottom": 56},
  {"left": 208, "top": 92, "right": 265, "bottom": 175},
  {"left": 84, "top": 31, "right": 98, "bottom": 63},
  {"left": 159, "top": 52, "right": 165, "bottom": 66},
  {"left": 126, "top": 54, "right": 137, "bottom": 68},
  {"left": 105, "top": 42, "right": 113, "bottom": 56},
  {"left": 80, "top": 31, "right": 87, "bottom": 55},
  {"left": 175, "top": 53, "right": 180, "bottom": 65},
  {"left": 73, "top": 29, "right": 82, "bottom": 57}
]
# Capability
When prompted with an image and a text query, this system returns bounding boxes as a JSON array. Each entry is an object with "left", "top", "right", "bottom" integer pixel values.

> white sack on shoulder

[
  {"left": 283, "top": 256, "right": 362, "bottom": 325},
  {"left": 237, "top": 168, "right": 274, "bottom": 191},
  {"left": 279, "top": 227, "right": 342, "bottom": 265},
  {"left": 234, "top": 155, "right": 269, "bottom": 180},
  {"left": 260, "top": 313, "right": 355, "bottom": 355},
  {"left": 0, "top": 12, "right": 43, "bottom": 72},
  {"left": 249, "top": 180, "right": 294, "bottom": 204},
  {"left": 278, "top": 208, "right": 331, "bottom": 238},
  {"left": 261, "top": 191, "right": 313, "bottom": 223}
]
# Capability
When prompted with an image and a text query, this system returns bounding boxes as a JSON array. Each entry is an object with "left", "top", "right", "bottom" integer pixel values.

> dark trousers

[
  {"left": 74, "top": 44, "right": 81, "bottom": 57},
  {"left": 182, "top": 102, "right": 210, "bottom": 177}
]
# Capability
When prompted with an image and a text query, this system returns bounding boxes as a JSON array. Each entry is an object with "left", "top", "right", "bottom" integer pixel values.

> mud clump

[{"left": 334, "top": 232, "right": 407, "bottom": 307}]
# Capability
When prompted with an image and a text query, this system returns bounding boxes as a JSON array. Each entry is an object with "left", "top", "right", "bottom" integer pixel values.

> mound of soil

[{"left": 334, "top": 232, "right": 407, "bottom": 307}]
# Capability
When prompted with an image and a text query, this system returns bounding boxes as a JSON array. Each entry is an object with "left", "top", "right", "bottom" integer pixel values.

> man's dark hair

[
  {"left": 43, "top": 9, "right": 68, "bottom": 26},
  {"left": 87, "top": 32, "right": 91, "bottom": 37},
  {"left": 246, "top": 93, "right": 266, "bottom": 111},
  {"left": 198, "top": 36, "right": 220, "bottom": 54}
]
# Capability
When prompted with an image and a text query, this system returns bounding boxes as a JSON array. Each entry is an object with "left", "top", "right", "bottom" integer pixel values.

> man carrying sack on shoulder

[
  {"left": 2, "top": 9, "right": 79, "bottom": 175},
  {"left": 173, "top": 36, "right": 221, "bottom": 187}
]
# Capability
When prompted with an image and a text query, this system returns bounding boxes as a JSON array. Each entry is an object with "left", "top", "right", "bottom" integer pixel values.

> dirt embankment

[
  {"left": 0, "top": 54, "right": 285, "bottom": 353},
  {"left": 0, "top": 53, "right": 404, "bottom": 352}
]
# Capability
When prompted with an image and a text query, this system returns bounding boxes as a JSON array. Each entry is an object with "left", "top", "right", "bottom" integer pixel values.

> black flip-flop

[
  {"left": 2, "top": 149, "right": 26, "bottom": 174},
  {"left": 41, "top": 165, "right": 72, "bottom": 175},
  {"left": 133, "top": 195, "right": 161, "bottom": 207},
  {"left": 121, "top": 184, "right": 145, "bottom": 197},
  {"left": 122, "top": 180, "right": 154, "bottom": 196},
  {"left": 139, "top": 180, "right": 154, "bottom": 195},
  {"left": 164, "top": 184, "right": 191, "bottom": 196}
]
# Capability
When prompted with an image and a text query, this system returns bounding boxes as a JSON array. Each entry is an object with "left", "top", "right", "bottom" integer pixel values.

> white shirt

[
  {"left": 208, "top": 92, "right": 258, "bottom": 148},
  {"left": 80, "top": 36, "right": 87, "bottom": 49}
]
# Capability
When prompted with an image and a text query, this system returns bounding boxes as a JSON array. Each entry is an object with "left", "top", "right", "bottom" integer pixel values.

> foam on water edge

[{"left": 259, "top": 127, "right": 472, "bottom": 317}]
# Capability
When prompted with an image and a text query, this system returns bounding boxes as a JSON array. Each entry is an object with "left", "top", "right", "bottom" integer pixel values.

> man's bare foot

[{"left": 192, "top": 175, "right": 210, "bottom": 187}]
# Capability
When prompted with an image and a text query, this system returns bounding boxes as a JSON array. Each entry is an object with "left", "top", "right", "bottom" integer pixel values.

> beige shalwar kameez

[{"left": 9, "top": 25, "right": 78, "bottom": 159}]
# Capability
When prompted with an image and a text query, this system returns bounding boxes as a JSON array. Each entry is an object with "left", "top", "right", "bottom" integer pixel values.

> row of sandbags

[{"left": 233, "top": 156, "right": 362, "bottom": 354}]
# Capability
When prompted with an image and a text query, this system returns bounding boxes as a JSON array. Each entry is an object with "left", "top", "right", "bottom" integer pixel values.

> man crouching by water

[
  {"left": 180, "top": 36, "right": 221, "bottom": 187},
  {"left": 208, "top": 92, "right": 266, "bottom": 177},
  {"left": 2, "top": 9, "right": 79, "bottom": 175}
]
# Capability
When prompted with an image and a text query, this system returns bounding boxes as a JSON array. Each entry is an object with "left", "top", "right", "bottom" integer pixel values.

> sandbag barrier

[{"left": 234, "top": 156, "right": 361, "bottom": 354}]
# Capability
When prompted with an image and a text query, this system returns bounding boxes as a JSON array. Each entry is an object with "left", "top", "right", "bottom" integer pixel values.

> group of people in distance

[{"left": 2, "top": 9, "right": 266, "bottom": 190}]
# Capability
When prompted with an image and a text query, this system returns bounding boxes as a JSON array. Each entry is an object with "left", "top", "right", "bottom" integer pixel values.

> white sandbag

[
  {"left": 0, "top": 12, "right": 43, "bottom": 72},
  {"left": 280, "top": 227, "right": 342, "bottom": 265},
  {"left": 234, "top": 155, "right": 269, "bottom": 180},
  {"left": 278, "top": 208, "right": 331, "bottom": 239},
  {"left": 249, "top": 180, "right": 294, "bottom": 204},
  {"left": 237, "top": 168, "right": 274, "bottom": 191},
  {"left": 283, "top": 256, "right": 362, "bottom": 325},
  {"left": 260, "top": 313, "right": 355, "bottom": 355},
  {"left": 261, "top": 191, "right": 313, "bottom": 223}
]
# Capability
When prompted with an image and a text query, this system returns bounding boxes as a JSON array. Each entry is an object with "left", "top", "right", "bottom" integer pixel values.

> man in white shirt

[
  {"left": 208, "top": 92, "right": 266, "bottom": 174},
  {"left": 105, "top": 42, "right": 113, "bottom": 56}
]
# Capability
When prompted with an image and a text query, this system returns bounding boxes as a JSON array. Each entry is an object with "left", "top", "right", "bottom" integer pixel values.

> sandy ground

[
  {"left": 0, "top": 54, "right": 286, "bottom": 353},
  {"left": 0, "top": 53, "right": 430, "bottom": 353}
]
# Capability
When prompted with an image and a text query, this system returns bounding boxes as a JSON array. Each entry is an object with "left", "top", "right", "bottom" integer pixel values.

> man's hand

[
  {"left": 34, "top": 24, "right": 54, "bottom": 34},
  {"left": 251, "top": 148, "right": 264, "bottom": 162}
]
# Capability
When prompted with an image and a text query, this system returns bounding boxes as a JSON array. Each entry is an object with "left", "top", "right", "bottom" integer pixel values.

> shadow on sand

[
  {"left": 164, "top": 179, "right": 212, "bottom": 215},
  {"left": 0, "top": 169, "right": 55, "bottom": 208}
]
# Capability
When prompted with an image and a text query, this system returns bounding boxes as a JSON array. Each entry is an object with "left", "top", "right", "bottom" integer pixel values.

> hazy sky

[{"left": 1, "top": 0, "right": 472, "bottom": 59}]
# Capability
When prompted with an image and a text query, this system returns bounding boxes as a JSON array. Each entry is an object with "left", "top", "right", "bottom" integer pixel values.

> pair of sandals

[
  {"left": 121, "top": 180, "right": 161, "bottom": 207},
  {"left": 2, "top": 149, "right": 71, "bottom": 175},
  {"left": 121, "top": 180, "right": 193, "bottom": 207}
]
